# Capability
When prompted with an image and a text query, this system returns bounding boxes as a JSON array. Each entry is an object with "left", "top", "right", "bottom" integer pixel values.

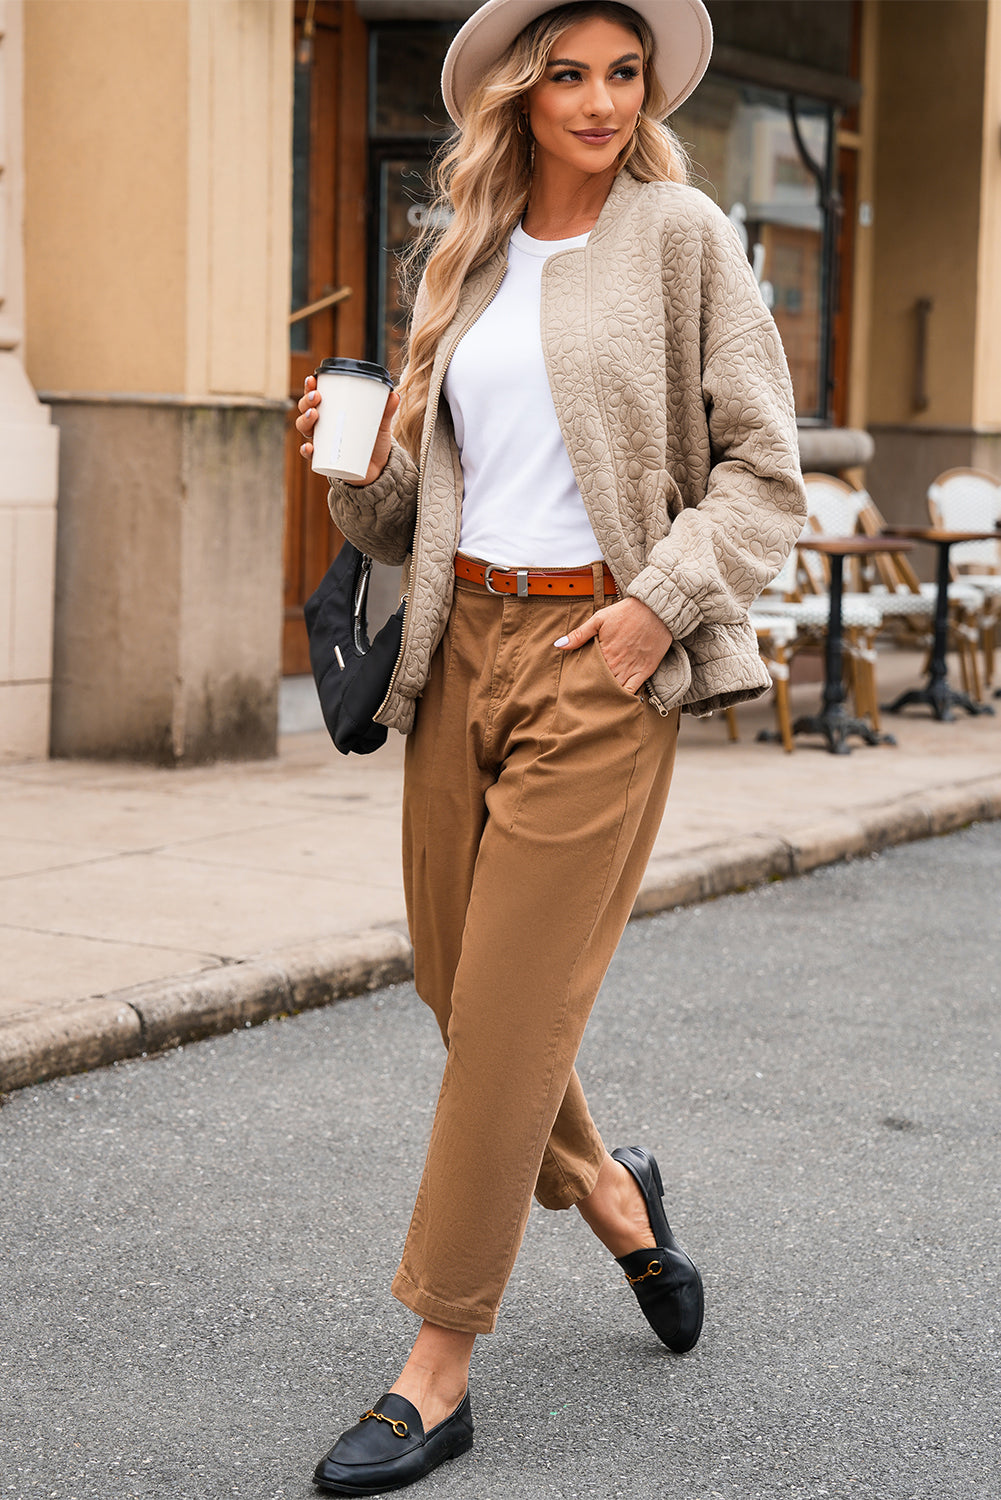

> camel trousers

[{"left": 392, "top": 570, "right": 680, "bottom": 1333}]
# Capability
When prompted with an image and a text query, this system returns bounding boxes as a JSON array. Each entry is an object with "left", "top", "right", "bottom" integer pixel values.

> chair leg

[
  {"left": 724, "top": 706, "right": 740, "bottom": 743},
  {"left": 858, "top": 645, "right": 870, "bottom": 726},
  {"left": 983, "top": 617, "right": 996, "bottom": 688},
  {"left": 864, "top": 632, "right": 881, "bottom": 731},
  {"left": 956, "top": 621, "right": 972, "bottom": 696},
  {"left": 772, "top": 650, "right": 794, "bottom": 753},
  {"left": 844, "top": 630, "right": 864, "bottom": 720},
  {"left": 964, "top": 616, "right": 984, "bottom": 701}
]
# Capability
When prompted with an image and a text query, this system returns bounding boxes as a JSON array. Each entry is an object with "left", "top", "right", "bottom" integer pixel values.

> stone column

[
  {"left": 972, "top": 0, "right": 1001, "bottom": 453},
  {"left": 22, "top": 0, "right": 293, "bottom": 764},
  {"left": 865, "top": 0, "right": 1001, "bottom": 521},
  {"left": 0, "top": 0, "right": 59, "bottom": 761}
]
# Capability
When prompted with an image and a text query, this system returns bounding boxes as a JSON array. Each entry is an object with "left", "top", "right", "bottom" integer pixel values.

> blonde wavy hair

[{"left": 393, "top": 0, "right": 691, "bottom": 460}]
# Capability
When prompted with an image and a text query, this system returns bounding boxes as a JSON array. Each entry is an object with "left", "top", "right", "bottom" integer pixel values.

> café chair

[
  {"left": 748, "top": 521, "right": 883, "bottom": 733},
  {"left": 723, "top": 612, "right": 797, "bottom": 752},
  {"left": 927, "top": 468, "right": 1001, "bottom": 687},
  {"left": 796, "top": 475, "right": 893, "bottom": 727},
  {"left": 855, "top": 494, "right": 987, "bottom": 701}
]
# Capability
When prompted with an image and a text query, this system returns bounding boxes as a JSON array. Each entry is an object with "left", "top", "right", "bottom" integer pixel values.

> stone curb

[
  {"left": 0, "top": 926, "right": 413, "bottom": 1095},
  {"left": 3, "top": 776, "right": 1000, "bottom": 1095}
]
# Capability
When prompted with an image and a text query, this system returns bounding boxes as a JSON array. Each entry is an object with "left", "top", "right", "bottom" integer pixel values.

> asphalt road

[{"left": 2, "top": 823, "right": 999, "bottom": 1500}]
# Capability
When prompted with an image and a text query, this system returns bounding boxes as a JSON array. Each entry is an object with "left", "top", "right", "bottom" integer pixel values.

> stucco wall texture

[{"left": 21, "top": 0, "right": 292, "bottom": 761}]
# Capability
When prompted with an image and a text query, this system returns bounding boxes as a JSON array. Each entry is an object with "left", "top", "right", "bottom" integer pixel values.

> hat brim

[{"left": 441, "top": 0, "right": 713, "bottom": 127}]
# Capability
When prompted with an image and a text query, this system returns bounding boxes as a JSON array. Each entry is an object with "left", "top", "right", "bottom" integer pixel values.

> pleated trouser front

[{"left": 392, "top": 573, "right": 680, "bottom": 1333}]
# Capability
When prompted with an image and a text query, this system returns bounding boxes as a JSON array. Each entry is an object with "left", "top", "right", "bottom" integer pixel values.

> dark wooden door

[{"left": 283, "top": 0, "right": 368, "bottom": 676}]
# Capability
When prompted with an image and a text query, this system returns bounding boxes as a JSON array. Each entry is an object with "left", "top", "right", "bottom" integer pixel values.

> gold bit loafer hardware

[
  {"left": 313, "top": 1389, "right": 474, "bottom": 1495},
  {"left": 359, "top": 1409, "right": 409, "bottom": 1438},
  {"left": 612, "top": 1145, "right": 705, "bottom": 1355}
]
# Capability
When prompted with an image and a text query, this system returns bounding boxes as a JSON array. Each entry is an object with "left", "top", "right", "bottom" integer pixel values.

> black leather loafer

[
  {"left": 612, "top": 1145, "right": 704, "bottom": 1354},
  {"left": 313, "top": 1390, "right": 474, "bottom": 1495}
]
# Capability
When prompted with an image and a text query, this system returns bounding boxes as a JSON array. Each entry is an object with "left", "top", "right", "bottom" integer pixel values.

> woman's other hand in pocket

[{"left": 554, "top": 596, "right": 673, "bottom": 694}]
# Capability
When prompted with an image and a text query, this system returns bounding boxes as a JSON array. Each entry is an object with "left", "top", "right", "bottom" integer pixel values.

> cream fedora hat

[{"left": 441, "top": 0, "right": 713, "bottom": 127}]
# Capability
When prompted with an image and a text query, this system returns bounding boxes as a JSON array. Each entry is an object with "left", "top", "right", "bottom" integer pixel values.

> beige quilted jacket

[{"left": 328, "top": 168, "right": 806, "bottom": 730}]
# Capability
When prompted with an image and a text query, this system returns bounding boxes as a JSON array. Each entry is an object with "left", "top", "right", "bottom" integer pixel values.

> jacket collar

[
  {"left": 446, "top": 171, "right": 644, "bottom": 334},
  {"left": 589, "top": 167, "right": 645, "bottom": 245},
  {"left": 494, "top": 166, "right": 644, "bottom": 264}
]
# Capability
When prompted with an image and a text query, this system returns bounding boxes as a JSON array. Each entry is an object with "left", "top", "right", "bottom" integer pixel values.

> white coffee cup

[{"left": 311, "top": 358, "right": 395, "bottom": 483}]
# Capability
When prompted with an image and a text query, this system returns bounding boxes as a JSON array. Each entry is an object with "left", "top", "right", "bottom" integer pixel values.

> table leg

[
  {"left": 884, "top": 541, "right": 994, "bottom": 720},
  {"left": 791, "top": 553, "right": 895, "bottom": 753}
]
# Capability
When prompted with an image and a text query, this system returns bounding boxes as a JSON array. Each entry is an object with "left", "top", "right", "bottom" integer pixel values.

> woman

[{"left": 297, "top": 0, "right": 805, "bottom": 1490}]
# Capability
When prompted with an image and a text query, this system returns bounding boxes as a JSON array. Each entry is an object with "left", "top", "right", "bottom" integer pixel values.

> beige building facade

[
  {"left": 16, "top": 0, "right": 292, "bottom": 763},
  {"left": 864, "top": 0, "right": 1001, "bottom": 510},
  {"left": 1, "top": 0, "right": 59, "bottom": 761},
  {"left": 2, "top": 0, "right": 1000, "bottom": 763}
]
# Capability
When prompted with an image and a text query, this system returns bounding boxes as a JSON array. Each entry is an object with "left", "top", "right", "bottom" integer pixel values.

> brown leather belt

[{"left": 454, "top": 556, "right": 617, "bottom": 598}]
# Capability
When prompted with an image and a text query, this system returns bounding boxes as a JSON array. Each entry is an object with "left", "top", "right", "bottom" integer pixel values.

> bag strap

[{"left": 352, "top": 553, "right": 374, "bottom": 654}]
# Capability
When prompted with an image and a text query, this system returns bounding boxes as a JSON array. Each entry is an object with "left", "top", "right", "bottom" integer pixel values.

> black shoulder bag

[{"left": 304, "top": 543, "right": 405, "bottom": 756}]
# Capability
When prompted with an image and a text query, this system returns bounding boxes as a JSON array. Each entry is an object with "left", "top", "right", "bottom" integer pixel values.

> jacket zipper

[
  {"left": 537, "top": 248, "right": 672, "bottom": 718},
  {"left": 375, "top": 259, "right": 508, "bottom": 719}
]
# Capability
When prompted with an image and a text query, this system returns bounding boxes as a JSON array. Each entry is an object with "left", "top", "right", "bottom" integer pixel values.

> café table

[
  {"left": 880, "top": 526, "right": 997, "bottom": 721},
  {"left": 789, "top": 535, "right": 913, "bottom": 755}
]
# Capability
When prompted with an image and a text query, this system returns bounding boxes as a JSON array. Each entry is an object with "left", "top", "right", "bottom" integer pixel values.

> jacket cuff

[
  {"left": 626, "top": 564, "right": 705, "bottom": 641},
  {"left": 327, "top": 440, "right": 414, "bottom": 512}
]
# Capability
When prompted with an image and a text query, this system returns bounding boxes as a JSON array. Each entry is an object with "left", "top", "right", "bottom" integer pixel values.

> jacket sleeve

[
  {"left": 326, "top": 440, "right": 418, "bottom": 568},
  {"left": 626, "top": 215, "right": 806, "bottom": 641}
]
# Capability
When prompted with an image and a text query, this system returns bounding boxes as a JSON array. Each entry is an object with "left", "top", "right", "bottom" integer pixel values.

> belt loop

[{"left": 591, "top": 561, "right": 605, "bottom": 612}]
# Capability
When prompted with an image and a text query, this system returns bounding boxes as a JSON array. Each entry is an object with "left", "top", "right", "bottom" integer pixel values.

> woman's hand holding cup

[
  {"left": 296, "top": 369, "right": 399, "bottom": 487},
  {"left": 295, "top": 375, "right": 322, "bottom": 455},
  {"left": 356, "top": 385, "right": 400, "bottom": 485}
]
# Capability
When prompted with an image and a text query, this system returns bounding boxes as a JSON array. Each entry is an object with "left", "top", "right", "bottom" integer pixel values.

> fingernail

[
  {"left": 299, "top": 444, "right": 307, "bottom": 455},
  {"left": 554, "top": 636, "right": 570, "bottom": 648}
]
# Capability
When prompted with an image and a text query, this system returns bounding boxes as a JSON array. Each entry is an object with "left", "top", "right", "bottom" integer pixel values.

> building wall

[
  {"left": 973, "top": 0, "right": 1001, "bottom": 430},
  {"left": 23, "top": 0, "right": 188, "bottom": 394},
  {"left": 185, "top": 0, "right": 291, "bottom": 402},
  {"left": 846, "top": 0, "right": 879, "bottom": 434},
  {"left": 1, "top": 0, "right": 60, "bottom": 762},
  {"left": 48, "top": 400, "right": 282, "bottom": 761},
  {"left": 865, "top": 0, "right": 1000, "bottom": 520},
  {"left": 11, "top": 0, "right": 1001, "bottom": 760},
  {"left": 22, "top": 0, "right": 293, "bottom": 764}
]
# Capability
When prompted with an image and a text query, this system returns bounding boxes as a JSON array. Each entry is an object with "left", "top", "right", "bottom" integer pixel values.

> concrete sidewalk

[{"left": 3, "top": 647, "right": 1000, "bottom": 1093}]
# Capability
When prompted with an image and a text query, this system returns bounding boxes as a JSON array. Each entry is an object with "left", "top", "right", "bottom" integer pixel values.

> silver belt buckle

[{"left": 484, "top": 564, "right": 529, "bottom": 598}]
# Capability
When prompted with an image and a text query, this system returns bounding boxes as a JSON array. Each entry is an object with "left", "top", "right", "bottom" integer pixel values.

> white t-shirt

[{"left": 445, "top": 221, "right": 602, "bottom": 567}]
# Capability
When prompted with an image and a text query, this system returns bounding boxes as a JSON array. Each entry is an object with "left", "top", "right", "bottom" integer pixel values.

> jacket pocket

[{"left": 649, "top": 639, "right": 693, "bottom": 711}]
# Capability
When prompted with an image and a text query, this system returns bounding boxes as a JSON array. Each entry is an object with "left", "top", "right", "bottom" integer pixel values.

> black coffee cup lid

[{"left": 315, "top": 357, "right": 394, "bottom": 388}]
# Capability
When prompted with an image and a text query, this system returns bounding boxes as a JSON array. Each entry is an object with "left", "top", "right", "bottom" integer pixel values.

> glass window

[
  {"left": 674, "top": 77, "right": 833, "bottom": 419},
  {"left": 370, "top": 24, "right": 455, "bottom": 138},
  {"left": 367, "top": 23, "right": 458, "bottom": 372},
  {"left": 707, "top": 0, "right": 854, "bottom": 77},
  {"left": 374, "top": 156, "right": 439, "bottom": 378}
]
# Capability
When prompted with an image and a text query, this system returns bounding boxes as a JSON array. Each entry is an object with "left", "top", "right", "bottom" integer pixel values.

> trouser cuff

[
  {"left": 534, "top": 1143, "right": 607, "bottom": 1210},
  {"left": 391, "top": 1268, "right": 499, "bottom": 1335}
]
